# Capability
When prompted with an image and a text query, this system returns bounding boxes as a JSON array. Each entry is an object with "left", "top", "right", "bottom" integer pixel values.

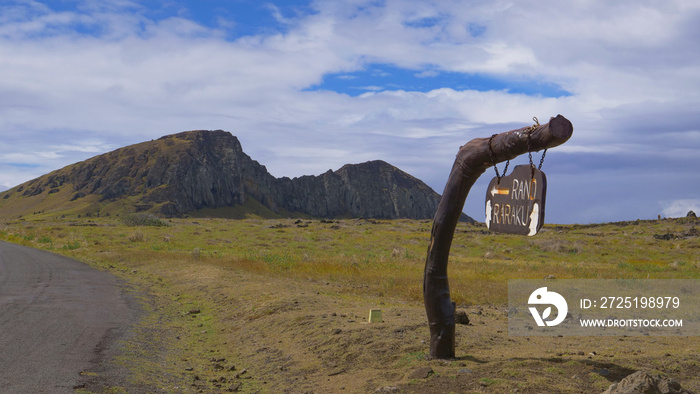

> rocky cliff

[{"left": 0, "top": 130, "right": 473, "bottom": 221}]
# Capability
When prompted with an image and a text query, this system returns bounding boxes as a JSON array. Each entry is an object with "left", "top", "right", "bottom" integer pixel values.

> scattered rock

[
  {"left": 603, "top": 370, "right": 691, "bottom": 394},
  {"left": 544, "top": 274, "right": 556, "bottom": 279},
  {"left": 654, "top": 233, "right": 677, "bottom": 241},
  {"left": 332, "top": 328, "right": 342, "bottom": 335},
  {"left": 408, "top": 367, "right": 434, "bottom": 380},
  {"left": 375, "top": 387, "right": 399, "bottom": 393},
  {"left": 188, "top": 308, "right": 201, "bottom": 315},
  {"left": 455, "top": 310, "right": 470, "bottom": 325}
]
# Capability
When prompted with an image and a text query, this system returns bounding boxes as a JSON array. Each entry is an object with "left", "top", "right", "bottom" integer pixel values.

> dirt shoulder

[{"left": 88, "top": 260, "right": 699, "bottom": 393}]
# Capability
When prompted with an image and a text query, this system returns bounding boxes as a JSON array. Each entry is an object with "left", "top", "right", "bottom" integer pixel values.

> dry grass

[{"left": 0, "top": 217, "right": 698, "bottom": 392}]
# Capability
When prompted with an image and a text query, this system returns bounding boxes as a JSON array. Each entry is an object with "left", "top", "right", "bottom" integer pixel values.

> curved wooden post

[{"left": 423, "top": 115, "right": 573, "bottom": 359}]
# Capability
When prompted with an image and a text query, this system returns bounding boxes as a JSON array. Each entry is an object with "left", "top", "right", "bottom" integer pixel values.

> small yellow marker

[{"left": 368, "top": 309, "right": 382, "bottom": 323}]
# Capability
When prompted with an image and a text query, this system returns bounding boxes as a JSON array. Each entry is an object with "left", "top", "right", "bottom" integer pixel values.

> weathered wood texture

[{"left": 423, "top": 115, "right": 573, "bottom": 359}]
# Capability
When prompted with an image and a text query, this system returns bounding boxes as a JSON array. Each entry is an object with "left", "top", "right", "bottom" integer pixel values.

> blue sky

[
  {"left": 1, "top": 0, "right": 699, "bottom": 223},
  {"left": 309, "top": 64, "right": 572, "bottom": 97}
]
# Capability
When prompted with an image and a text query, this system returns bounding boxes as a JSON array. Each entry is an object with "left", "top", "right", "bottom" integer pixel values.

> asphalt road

[{"left": 0, "top": 241, "right": 140, "bottom": 393}]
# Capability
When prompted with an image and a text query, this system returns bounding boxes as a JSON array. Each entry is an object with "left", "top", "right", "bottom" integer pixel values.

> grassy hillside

[
  {"left": 0, "top": 134, "right": 188, "bottom": 219},
  {"left": 1, "top": 216, "right": 698, "bottom": 392}
]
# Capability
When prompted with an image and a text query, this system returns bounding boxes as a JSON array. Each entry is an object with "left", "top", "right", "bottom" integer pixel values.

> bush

[
  {"left": 129, "top": 232, "right": 145, "bottom": 242},
  {"left": 121, "top": 213, "right": 169, "bottom": 227}
]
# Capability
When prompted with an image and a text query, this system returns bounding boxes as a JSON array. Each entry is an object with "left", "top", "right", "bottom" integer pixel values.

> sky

[{"left": 1, "top": 0, "right": 699, "bottom": 224}]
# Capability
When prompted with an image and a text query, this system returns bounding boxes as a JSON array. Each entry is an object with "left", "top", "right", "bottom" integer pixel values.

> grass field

[{"left": 1, "top": 215, "right": 698, "bottom": 392}]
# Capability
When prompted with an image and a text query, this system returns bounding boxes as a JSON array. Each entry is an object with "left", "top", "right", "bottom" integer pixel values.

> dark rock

[
  {"left": 687, "top": 210, "right": 696, "bottom": 218},
  {"left": 654, "top": 233, "right": 677, "bottom": 241},
  {"left": 455, "top": 310, "right": 470, "bottom": 325}
]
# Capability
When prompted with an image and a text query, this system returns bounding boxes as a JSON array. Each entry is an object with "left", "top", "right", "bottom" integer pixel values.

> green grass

[{"left": 2, "top": 217, "right": 698, "bottom": 305}]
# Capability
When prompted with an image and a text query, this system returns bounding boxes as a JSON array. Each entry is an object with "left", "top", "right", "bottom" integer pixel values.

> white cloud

[
  {"left": 0, "top": 0, "right": 698, "bottom": 223},
  {"left": 661, "top": 200, "right": 700, "bottom": 218},
  {"left": 415, "top": 70, "right": 438, "bottom": 78}
]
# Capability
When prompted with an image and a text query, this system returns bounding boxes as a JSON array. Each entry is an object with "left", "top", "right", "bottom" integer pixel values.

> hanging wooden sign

[{"left": 485, "top": 164, "right": 547, "bottom": 236}]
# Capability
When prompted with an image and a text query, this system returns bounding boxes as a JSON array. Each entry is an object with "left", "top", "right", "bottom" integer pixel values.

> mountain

[{"left": 0, "top": 130, "right": 473, "bottom": 222}]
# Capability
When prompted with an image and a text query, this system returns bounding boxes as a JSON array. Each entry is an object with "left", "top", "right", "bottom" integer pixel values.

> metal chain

[
  {"left": 491, "top": 116, "right": 547, "bottom": 183},
  {"left": 488, "top": 134, "right": 509, "bottom": 184},
  {"left": 526, "top": 117, "right": 547, "bottom": 178}
]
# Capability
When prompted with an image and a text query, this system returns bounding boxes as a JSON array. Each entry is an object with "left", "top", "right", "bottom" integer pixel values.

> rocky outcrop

[
  {"left": 603, "top": 371, "right": 692, "bottom": 394},
  {"left": 275, "top": 160, "right": 442, "bottom": 219},
  {"left": 4, "top": 130, "right": 472, "bottom": 221}
]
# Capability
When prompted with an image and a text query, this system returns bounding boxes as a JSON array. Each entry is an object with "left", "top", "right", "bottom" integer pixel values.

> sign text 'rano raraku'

[{"left": 485, "top": 164, "right": 547, "bottom": 236}]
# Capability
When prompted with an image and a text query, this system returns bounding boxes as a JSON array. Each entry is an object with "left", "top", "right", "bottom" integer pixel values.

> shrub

[
  {"left": 128, "top": 232, "right": 145, "bottom": 242},
  {"left": 122, "top": 213, "right": 169, "bottom": 227}
]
